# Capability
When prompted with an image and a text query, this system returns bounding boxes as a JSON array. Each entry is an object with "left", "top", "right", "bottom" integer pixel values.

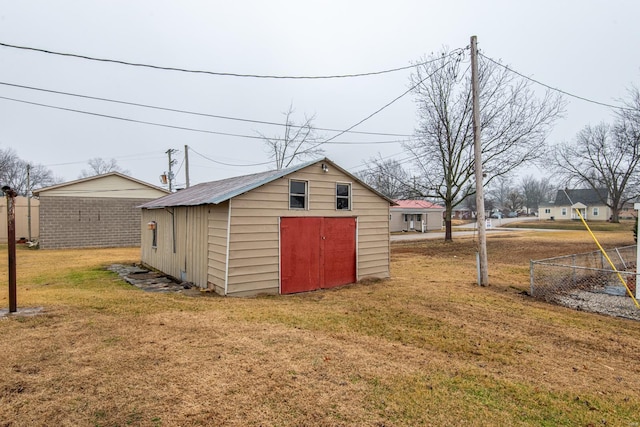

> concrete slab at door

[{"left": 280, "top": 217, "right": 322, "bottom": 294}]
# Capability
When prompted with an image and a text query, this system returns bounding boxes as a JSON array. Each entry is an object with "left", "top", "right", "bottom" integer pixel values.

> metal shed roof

[{"left": 139, "top": 158, "right": 396, "bottom": 209}]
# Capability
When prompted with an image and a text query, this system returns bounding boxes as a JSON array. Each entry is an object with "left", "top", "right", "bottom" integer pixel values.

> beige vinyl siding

[
  {"left": 225, "top": 165, "right": 390, "bottom": 296},
  {"left": 207, "top": 202, "right": 229, "bottom": 294},
  {"left": 0, "top": 196, "right": 39, "bottom": 243},
  {"left": 140, "top": 205, "right": 208, "bottom": 287},
  {"left": 39, "top": 174, "right": 168, "bottom": 199},
  {"left": 389, "top": 211, "right": 404, "bottom": 232}
]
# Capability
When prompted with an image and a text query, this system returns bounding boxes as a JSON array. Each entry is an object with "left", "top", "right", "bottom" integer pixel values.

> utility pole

[
  {"left": 26, "top": 164, "right": 32, "bottom": 242},
  {"left": 165, "top": 149, "right": 177, "bottom": 192},
  {"left": 471, "top": 35, "right": 489, "bottom": 286},
  {"left": 3, "top": 186, "right": 18, "bottom": 312},
  {"left": 184, "top": 145, "right": 190, "bottom": 189}
]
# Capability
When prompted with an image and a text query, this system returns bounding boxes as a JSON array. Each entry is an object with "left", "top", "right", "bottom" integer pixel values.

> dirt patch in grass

[{"left": 1, "top": 234, "right": 639, "bottom": 426}]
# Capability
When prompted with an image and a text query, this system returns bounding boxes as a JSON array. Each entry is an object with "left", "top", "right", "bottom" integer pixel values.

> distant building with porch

[
  {"left": 390, "top": 200, "right": 444, "bottom": 232},
  {"left": 538, "top": 188, "right": 611, "bottom": 221}
]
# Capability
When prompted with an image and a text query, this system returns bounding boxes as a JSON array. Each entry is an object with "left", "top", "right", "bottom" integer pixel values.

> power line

[
  {"left": 479, "top": 52, "right": 635, "bottom": 112},
  {"left": 307, "top": 53, "right": 462, "bottom": 153},
  {"left": 0, "top": 41, "right": 464, "bottom": 80},
  {"left": 0, "top": 95, "right": 267, "bottom": 138},
  {"left": 0, "top": 81, "right": 412, "bottom": 137},
  {"left": 43, "top": 152, "right": 165, "bottom": 167},
  {"left": 189, "top": 147, "right": 272, "bottom": 167},
  {"left": 0, "top": 94, "right": 408, "bottom": 145}
]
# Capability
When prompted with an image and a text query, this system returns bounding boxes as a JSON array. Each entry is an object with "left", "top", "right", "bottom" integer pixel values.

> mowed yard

[{"left": 1, "top": 230, "right": 639, "bottom": 426}]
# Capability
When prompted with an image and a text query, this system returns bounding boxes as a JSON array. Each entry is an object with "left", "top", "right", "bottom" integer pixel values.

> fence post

[{"left": 530, "top": 260, "right": 535, "bottom": 296}]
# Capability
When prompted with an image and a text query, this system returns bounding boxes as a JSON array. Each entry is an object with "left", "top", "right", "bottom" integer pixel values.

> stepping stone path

[{"left": 107, "top": 264, "right": 193, "bottom": 293}]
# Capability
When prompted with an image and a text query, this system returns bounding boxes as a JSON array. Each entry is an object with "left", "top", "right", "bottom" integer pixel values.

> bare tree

[
  {"left": 505, "top": 190, "right": 524, "bottom": 213},
  {"left": 520, "top": 175, "right": 554, "bottom": 214},
  {"left": 551, "top": 121, "right": 640, "bottom": 222},
  {"left": 357, "top": 156, "right": 413, "bottom": 199},
  {"left": 487, "top": 176, "right": 514, "bottom": 213},
  {"left": 0, "top": 148, "right": 58, "bottom": 196},
  {"left": 405, "top": 49, "right": 565, "bottom": 240},
  {"left": 79, "top": 157, "right": 129, "bottom": 178},
  {"left": 259, "top": 104, "right": 324, "bottom": 170}
]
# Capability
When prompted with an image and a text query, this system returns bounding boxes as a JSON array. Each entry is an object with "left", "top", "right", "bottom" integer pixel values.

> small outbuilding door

[{"left": 280, "top": 217, "right": 356, "bottom": 294}]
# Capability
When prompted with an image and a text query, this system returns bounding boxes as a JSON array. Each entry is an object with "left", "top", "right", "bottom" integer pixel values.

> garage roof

[{"left": 140, "top": 158, "right": 396, "bottom": 209}]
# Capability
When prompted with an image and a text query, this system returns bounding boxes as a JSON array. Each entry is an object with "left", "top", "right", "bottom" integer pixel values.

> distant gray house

[
  {"left": 538, "top": 188, "right": 611, "bottom": 221},
  {"left": 139, "top": 158, "right": 395, "bottom": 297},
  {"left": 34, "top": 173, "right": 169, "bottom": 249}
]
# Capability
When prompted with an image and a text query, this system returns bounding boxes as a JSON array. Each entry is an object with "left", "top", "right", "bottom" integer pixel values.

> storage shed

[
  {"left": 139, "top": 158, "right": 395, "bottom": 297},
  {"left": 34, "top": 173, "right": 169, "bottom": 249}
]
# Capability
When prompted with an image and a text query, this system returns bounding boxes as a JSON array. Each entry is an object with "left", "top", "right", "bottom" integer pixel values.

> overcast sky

[{"left": 0, "top": 1, "right": 638, "bottom": 189}]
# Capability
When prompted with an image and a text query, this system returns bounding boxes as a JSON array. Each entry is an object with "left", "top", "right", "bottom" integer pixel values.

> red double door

[{"left": 280, "top": 217, "right": 356, "bottom": 294}]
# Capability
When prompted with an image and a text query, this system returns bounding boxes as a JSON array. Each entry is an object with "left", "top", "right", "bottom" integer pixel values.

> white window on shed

[
  {"left": 561, "top": 208, "right": 567, "bottom": 216},
  {"left": 593, "top": 207, "right": 599, "bottom": 216},
  {"left": 544, "top": 208, "right": 551, "bottom": 214},
  {"left": 336, "top": 183, "right": 351, "bottom": 210},
  {"left": 289, "top": 180, "right": 308, "bottom": 210}
]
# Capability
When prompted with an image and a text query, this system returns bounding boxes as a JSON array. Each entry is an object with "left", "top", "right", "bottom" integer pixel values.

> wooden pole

[
  {"left": 184, "top": 145, "right": 190, "bottom": 189},
  {"left": 471, "top": 35, "right": 489, "bottom": 286},
  {"left": 3, "top": 186, "right": 17, "bottom": 312}
]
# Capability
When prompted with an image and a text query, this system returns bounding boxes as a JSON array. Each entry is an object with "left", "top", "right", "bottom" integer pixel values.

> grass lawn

[
  {"left": 506, "top": 219, "right": 637, "bottom": 232},
  {"left": 0, "top": 231, "right": 639, "bottom": 426}
]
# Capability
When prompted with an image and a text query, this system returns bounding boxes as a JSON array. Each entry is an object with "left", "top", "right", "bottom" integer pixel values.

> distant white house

[
  {"left": 390, "top": 200, "right": 444, "bottom": 232},
  {"left": 538, "top": 188, "right": 612, "bottom": 221}
]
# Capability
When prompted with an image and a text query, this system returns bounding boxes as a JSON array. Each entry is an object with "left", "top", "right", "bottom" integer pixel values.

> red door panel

[
  {"left": 280, "top": 217, "right": 356, "bottom": 294},
  {"left": 322, "top": 218, "right": 356, "bottom": 289},
  {"left": 280, "top": 217, "right": 321, "bottom": 294}
]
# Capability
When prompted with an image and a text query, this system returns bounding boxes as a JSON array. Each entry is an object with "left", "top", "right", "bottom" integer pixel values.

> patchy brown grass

[{"left": 0, "top": 232, "right": 639, "bottom": 426}]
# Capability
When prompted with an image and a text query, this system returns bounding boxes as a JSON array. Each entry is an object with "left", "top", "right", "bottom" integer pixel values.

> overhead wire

[
  {"left": 300, "top": 51, "right": 464, "bottom": 156},
  {"left": 479, "top": 52, "right": 635, "bottom": 112},
  {"left": 0, "top": 41, "right": 462, "bottom": 80},
  {"left": 188, "top": 146, "right": 272, "bottom": 167},
  {"left": 0, "top": 81, "right": 412, "bottom": 137},
  {"left": 0, "top": 92, "right": 407, "bottom": 144}
]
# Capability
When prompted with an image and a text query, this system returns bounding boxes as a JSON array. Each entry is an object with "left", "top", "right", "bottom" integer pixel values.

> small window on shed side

[
  {"left": 336, "top": 183, "right": 351, "bottom": 210},
  {"left": 289, "top": 180, "right": 307, "bottom": 209}
]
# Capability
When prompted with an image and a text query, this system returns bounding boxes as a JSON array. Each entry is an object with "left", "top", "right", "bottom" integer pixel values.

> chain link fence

[{"left": 530, "top": 245, "right": 639, "bottom": 320}]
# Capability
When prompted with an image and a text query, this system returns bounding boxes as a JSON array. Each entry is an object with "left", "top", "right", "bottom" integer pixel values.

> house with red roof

[{"left": 390, "top": 199, "right": 445, "bottom": 232}]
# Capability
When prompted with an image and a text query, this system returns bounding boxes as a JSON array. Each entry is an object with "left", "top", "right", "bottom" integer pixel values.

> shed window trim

[
  {"left": 336, "top": 182, "right": 351, "bottom": 211},
  {"left": 289, "top": 180, "right": 308, "bottom": 210},
  {"left": 593, "top": 207, "right": 599, "bottom": 216}
]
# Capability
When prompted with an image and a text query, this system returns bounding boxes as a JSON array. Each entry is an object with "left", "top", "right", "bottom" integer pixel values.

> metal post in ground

[{"left": 3, "top": 186, "right": 17, "bottom": 313}]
